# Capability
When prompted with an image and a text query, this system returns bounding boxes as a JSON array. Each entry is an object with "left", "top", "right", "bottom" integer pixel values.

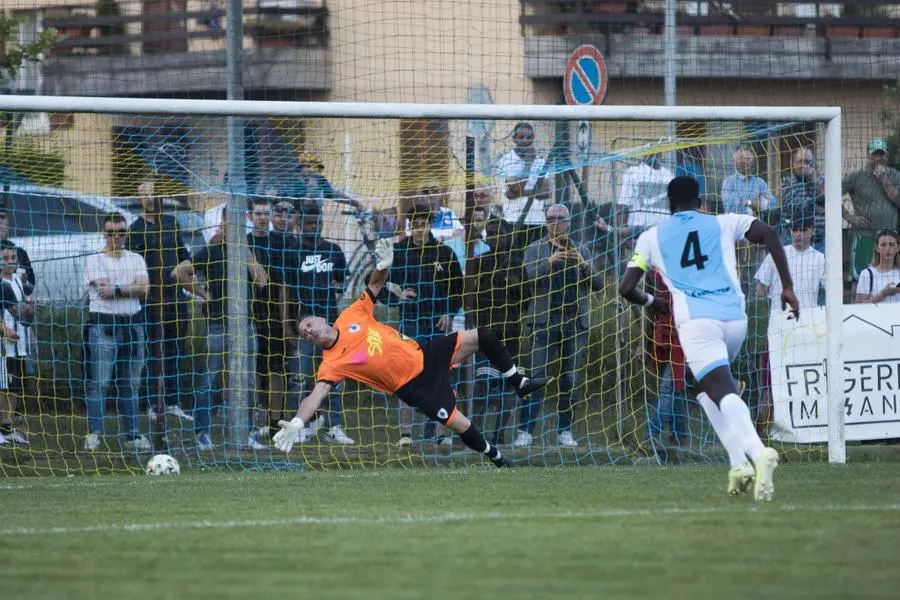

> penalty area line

[{"left": 4, "top": 504, "right": 900, "bottom": 537}]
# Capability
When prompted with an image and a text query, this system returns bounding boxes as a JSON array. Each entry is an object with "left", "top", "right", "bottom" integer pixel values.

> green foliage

[
  {"left": 0, "top": 13, "right": 58, "bottom": 81},
  {"left": 883, "top": 80, "right": 900, "bottom": 169},
  {"left": 0, "top": 141, "right": 65, "bottom": 186}
]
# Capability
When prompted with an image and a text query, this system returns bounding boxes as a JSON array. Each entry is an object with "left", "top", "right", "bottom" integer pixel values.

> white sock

[
  {"left": 719, "top": 393, "right": 765, "bottom": 464},
  {"left": 697, "top": 392, "right": 746, "bottom": 469}
]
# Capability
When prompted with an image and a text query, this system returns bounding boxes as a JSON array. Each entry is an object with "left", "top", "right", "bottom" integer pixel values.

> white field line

[{"left": 3, "top": 504, "right": 900, "bottom": 537}]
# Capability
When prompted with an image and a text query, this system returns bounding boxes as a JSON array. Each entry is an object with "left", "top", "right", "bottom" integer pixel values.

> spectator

[
  {"left": 755, "top": 210, "right": 825, "bottom": 435},
  {"left": 603, "top": 154, "right": 675, "bottom": 245},
  {"left": 517, "top": 204, "right": 601, "bottom": 448},
  {"left": 246, "top": 197, "right": 293, "bottom": 448},
  {"left": 271, "top": 200, "right": 298, "bottom": 237},
  {"left": 676, "top": 147, "right": 706, "bottom": 196},
  {"left": 402, "top": 183, "right": 465, "bottom": 243},
  {"left": 854, "top": 229, "right": 900, "bottom": 304},
  {"left": 82, "top": 213, "right": 151, "bottom": 451},
  {"left": 647, "top": 270, "right": 689, "bottom": 452},
  {"left": 0, "top": 241, "right": 33, "bottom": 446},
  {"left": 295, "top": 155, "right": 335, "bottom": 210},
  {"left": 496, "top": 122, "right": 550, "bottom": 243},
  {"left": 287, "top": 203, "right": 354, "bottom": 444},
  {"left": 721, "top": 146, "right": 775, "bottom": 217},
  {"left": 173, "top": 207, "right": 269, "bottom": 450},
  {"left": 383, "top": 204, "right": 463, "bottom": 445},
  {"left": 780, "top": 148, "right": 825, "bottom": 253},
  {"left": 126, "top": 181, "right": 194, "bottom": 423},
  {"left": 468, "top": 209, "right": 528, "bottom": 445},
  {"left": 842, "top": 139, "right": 900, "bottom": 282},
  {"left": 0, "top": 205, "right": 36, "bottom": 398}
]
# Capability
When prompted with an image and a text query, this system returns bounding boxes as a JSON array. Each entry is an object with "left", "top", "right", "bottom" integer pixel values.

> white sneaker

[
  {"left": 0, "top": 431, "right": 10, "bottom": 446},
  {"left": 308, "top": 416, "right": 326, "bottom": 435},
  {"left": 126, "top": 435, "right": 153, "bottom": 451},
  {"left": 8, "top": 429, "right": 29, "bottom": 445},
  {"left": 325, "top": 425, "right": 355, "bottom": 445},
  {"left": 513, "top": 430, "right": 533, "bottom": 448},
  {"left": 165, "top": 405, "right": 194, "bottom": 422},
  {"left": 754, "top": 447, "right": 780, "bottom": 502},
  {"left": 728, "top": 459, "right": 755, "bottom": 496},
  {"left": 196, "top": 432, "right": 213, "bottom": 451},
  {"left": 557, "top": 430, "right": 577, "bottom": 448},
  {"left": 84, "top": 433, "right": 100, "bottom": 451},
  {"left": 398, "top": 434, "right": 412, "bottom": 448},
  {"left": 247, "top": 434, "right": 268, "bottom": 450}
]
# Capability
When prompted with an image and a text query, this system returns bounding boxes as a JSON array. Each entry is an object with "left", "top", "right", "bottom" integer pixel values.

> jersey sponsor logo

[
  {"left": 350, "top": 349, "right": 369, "bottom": 365},
  {"left": 301, "top": 254, "right": 335, "bottom": 274},
  {"left": 366, "top": 329, "right": 383, "bottom": 356},
  {"left": 686, "top": 285, "right": 732, "bottom": 298},
  {"left": 348, "top": 323, "right": 361, "bottom": 333}
]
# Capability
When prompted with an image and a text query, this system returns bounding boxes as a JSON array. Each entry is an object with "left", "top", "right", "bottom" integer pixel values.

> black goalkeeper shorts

[{"left": 395, "top": 332, "right": 460, "bottom": 425}]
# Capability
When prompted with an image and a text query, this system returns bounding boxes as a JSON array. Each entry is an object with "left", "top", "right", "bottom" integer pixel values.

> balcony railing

[
  {"left": 520, "top": 1, "right": 900, "bottom": 38},
  {"left": 35, "top": 0, "right": 328, "bottom": 58}
]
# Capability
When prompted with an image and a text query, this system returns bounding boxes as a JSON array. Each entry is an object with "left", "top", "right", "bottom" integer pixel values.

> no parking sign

[{"left": 563, "top": 45, "right": 608, "bottom": 106}]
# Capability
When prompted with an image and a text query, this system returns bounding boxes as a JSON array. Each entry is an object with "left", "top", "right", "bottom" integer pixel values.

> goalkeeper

[{"left": 273, "top": 239, "right": 549, "bottom": 466}]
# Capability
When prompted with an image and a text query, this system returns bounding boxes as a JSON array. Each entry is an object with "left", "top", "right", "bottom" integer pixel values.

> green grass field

[{"left": 2, "top": 464, "right": 899, "bottom": 600}]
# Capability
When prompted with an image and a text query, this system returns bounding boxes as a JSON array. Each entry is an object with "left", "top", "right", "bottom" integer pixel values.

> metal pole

[
  {"left": 225, "top": 0, "right": 250, "bottom": 450},
  {"left": 664, "top": 0, "right": 677, "bottom": 170},
  {"left": 823, "top": 114, "right": 845, "bottom": 464}
]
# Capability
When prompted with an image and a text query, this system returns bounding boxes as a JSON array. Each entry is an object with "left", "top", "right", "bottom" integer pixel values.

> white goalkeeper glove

[
  {"left": 374, "top": 238, "right": 394, "bottom": 271},
  {"left": 272, "top": 417, "right": 305, "bottom": 453}
]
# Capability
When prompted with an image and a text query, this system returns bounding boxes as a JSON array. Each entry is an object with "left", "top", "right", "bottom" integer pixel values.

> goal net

[{"left": 0, "top": 98, "right": 849, "bottom": 475}]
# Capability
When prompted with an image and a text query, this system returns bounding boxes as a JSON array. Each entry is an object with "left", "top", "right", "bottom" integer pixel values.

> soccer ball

[{"left": 145, "top": 454, "right": 181, "bottom": 476}]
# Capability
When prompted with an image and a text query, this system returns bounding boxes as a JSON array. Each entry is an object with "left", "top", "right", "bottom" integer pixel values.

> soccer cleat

[
  {"left": 247, "top": 433, "right": 268, "bottom": 450},
  {"left": 196, "top": 432, "right": 213, "bottom": 451},
  {"left": 165, "top": 405, "right": 194, "bottom": 422},
  {"left": 728, "top": 460, "right": 755, "bottom": 496},
  {"left": 513, "top": 430, "right": 533, "bottom": 448},
  {"left": 492, "top": 455, "right": 514, "bottom": 468},
  {"left": 84, "top": 433, "right": 100, "bottom": 451},
  {"left": 398, "top": 433, "right": 412, "bottom": 448},
  {"left": 557, "top": 430, "right": 578, "bottom": 448},
  {"left": 0, "top": 431, "right": 10, "bottom": 446},
  {"left": 515, "top": 376, "right": 552, "bottom": 399},
  {"left": 8, "top": 429, "right": 29, "bottom": 445},
  {"left": 126, "top": 435, "right": 153, "bottom": 451},
  {"left": 754, "top": 447, "right": 780, "bottom": 502},
  {"left": 324, "top": 425, "right": 355, "bottom": 445}
]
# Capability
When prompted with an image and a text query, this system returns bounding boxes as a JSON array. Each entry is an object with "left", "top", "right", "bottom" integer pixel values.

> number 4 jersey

[{"left": 629, "top": 211, "right": 756, "bottom": 327}]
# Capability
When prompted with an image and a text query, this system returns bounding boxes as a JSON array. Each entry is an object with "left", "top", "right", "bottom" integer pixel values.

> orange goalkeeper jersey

[{"left": 317, "top": 289, "right": 425, "bottom": 393}]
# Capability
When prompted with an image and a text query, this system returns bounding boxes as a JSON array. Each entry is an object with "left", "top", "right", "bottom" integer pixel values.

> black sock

[
  {"left": 477, "top": 327, "right": 525, "bottom": 389},
  {"left": 459, "top": 425, "right": 501, "bottom": 461}
]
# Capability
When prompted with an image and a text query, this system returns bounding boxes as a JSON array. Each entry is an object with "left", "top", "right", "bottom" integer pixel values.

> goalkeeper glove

[
  {"left": 374, "top": 238, "right": 394, "bottom": 271},
  {"left": 273, "top": 417, "right": 305, "bottom": 453}
]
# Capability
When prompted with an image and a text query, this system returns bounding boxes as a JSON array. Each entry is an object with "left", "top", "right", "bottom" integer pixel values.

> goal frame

[{"left": 0, "top": 95, "right": 845, "bottom": 463}]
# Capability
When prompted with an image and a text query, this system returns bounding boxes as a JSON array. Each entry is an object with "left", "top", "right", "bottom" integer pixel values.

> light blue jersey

[{"left": 629, "top": 211, "right": 756, "bottom": 326}]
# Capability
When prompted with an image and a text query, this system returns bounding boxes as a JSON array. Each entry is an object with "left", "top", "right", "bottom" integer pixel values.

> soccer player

[
  {"left": 618, "top": 176, "right": 799, "bottom": 501},
  {"left": 272, "top": 239, "right": 549, "bottom": 466}
]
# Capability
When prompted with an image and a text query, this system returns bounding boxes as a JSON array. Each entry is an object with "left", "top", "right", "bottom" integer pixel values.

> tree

[
  {"left": 0, "top": 12, "right": 58, "bottom": 152},
  {"left": 0, "top": 12, "right": 58, "bottom": 82}
]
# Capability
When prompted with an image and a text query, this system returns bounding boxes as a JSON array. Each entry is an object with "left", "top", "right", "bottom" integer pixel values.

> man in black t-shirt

[
  {"left": 126, "top": 182, "right": 194, "bottom": 424},
  {"left": 174, "top": 206, "right": 269, "bottom": 450},
  {"left": 284, "top": 203, "right": 353, "bottom": 444}
]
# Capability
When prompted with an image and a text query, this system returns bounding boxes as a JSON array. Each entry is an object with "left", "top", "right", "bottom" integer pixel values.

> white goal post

[{"left": 0, "top": 95, "right": 845, "bottom": 463}]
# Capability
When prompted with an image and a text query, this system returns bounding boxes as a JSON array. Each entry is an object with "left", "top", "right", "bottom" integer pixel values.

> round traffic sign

[{"left": 563, "top": 45, "right": 609, "bottom": 106}]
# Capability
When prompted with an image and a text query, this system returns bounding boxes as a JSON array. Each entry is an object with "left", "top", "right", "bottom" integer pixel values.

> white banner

[{"left": 770, "top": 304, "right": 900, "bottom": 443}]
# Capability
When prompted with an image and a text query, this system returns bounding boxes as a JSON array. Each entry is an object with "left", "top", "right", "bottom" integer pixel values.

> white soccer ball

[{"left": 145, "top": 454, "right": 181, "bottom": 476}]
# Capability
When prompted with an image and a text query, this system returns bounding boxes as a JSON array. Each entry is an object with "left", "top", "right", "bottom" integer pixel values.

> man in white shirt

[
  {"left": 495, "top": 122, "right": 550, "bottom": 230},
  {"left": 617, "top": 155, "right": 675, "bottom": 235},
  {"left": 754, "top": 211, "right": 825, "bottom": 437},
  {"left": 83, "top": 212, "right": 151, "bottom": 452}
]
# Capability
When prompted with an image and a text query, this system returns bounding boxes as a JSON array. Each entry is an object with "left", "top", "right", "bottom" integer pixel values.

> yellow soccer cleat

[
  {"left": 727, "top": 459, "right": 755, "bottom": 496},
  {"left": 754, "top": 447, "right": 780, "bottom": 502}
]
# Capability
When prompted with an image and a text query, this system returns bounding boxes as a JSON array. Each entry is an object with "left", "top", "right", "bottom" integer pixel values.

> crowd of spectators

[{"left": 3, "top": 126, "right": 898, "bottom": 455}]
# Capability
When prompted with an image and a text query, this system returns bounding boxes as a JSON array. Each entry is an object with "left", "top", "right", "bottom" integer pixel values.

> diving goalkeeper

[{"left": 273, "top": 239, "right": 549, "bottom": 467}]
